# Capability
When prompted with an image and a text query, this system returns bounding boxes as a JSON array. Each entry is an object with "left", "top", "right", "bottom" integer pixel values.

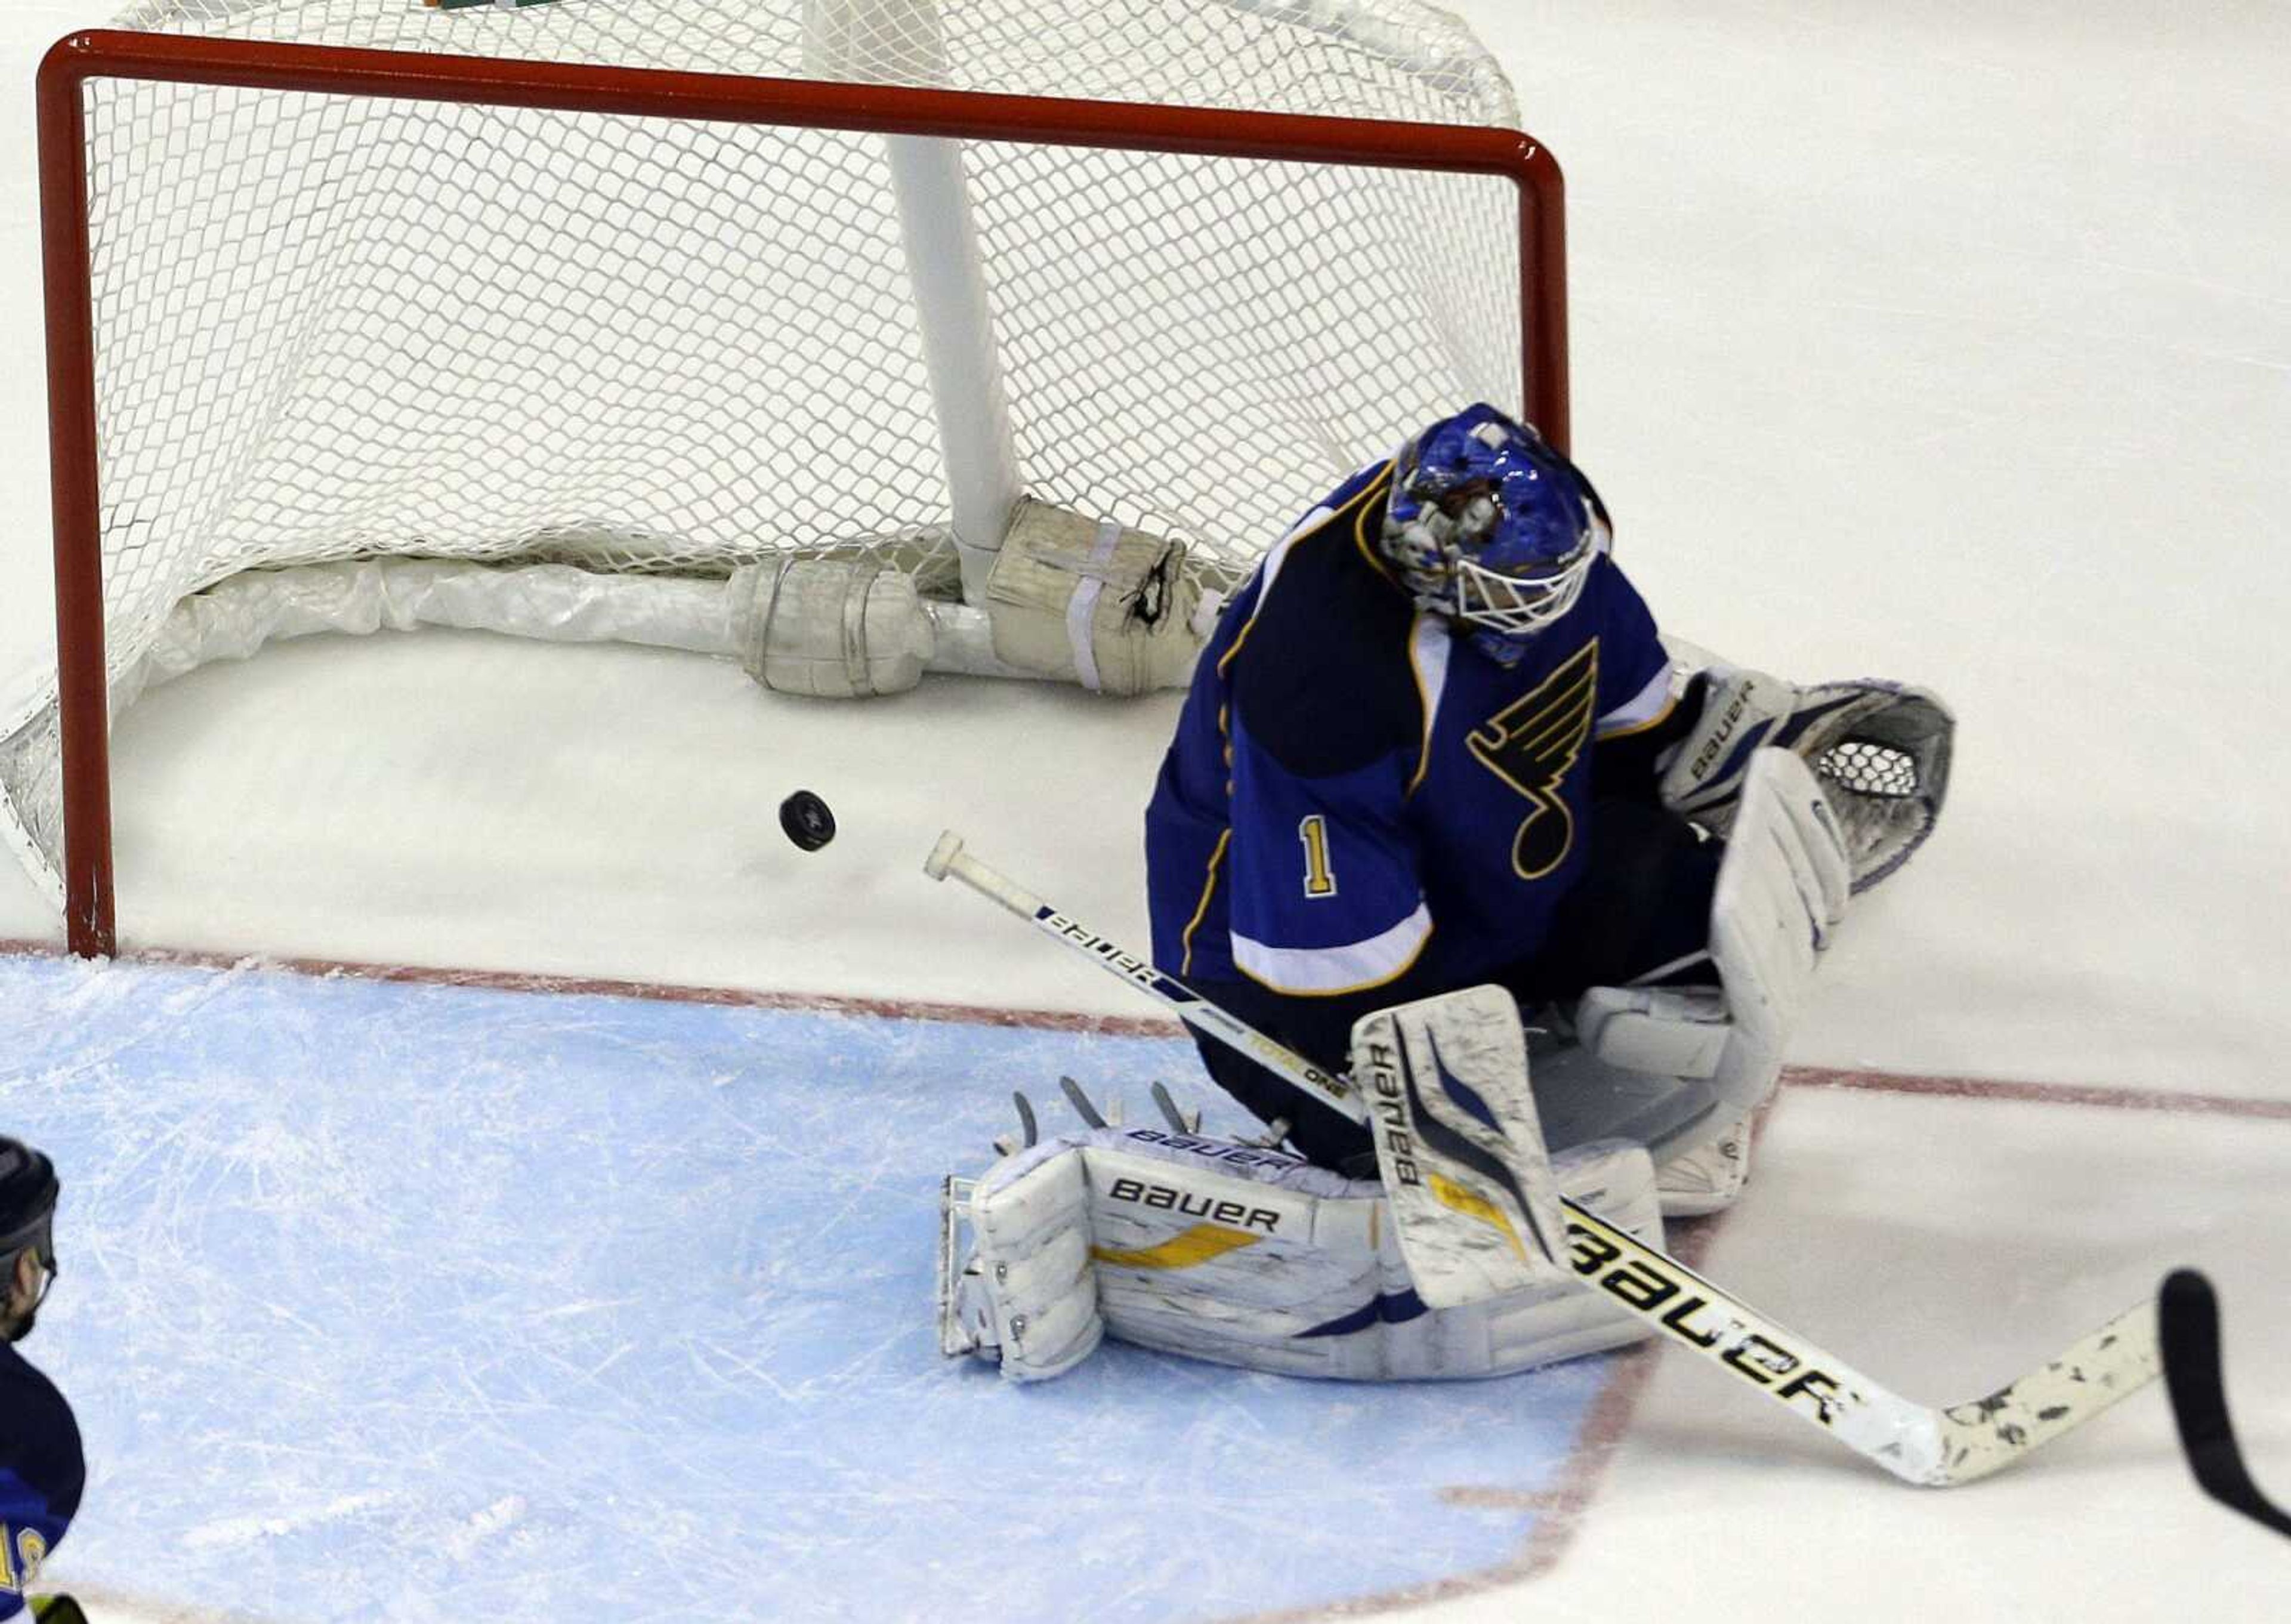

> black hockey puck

[{"left": 779, "top": 789, "right": 837, "bottom": 852}]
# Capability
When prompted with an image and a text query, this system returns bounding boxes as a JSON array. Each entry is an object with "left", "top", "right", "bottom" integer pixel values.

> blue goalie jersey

[
  {"left": 0, "top": 1342, "right": 82, "bottom": 1622},
  {"left": 1146, "top": 458, "right": 1676, "bottom": 998}
]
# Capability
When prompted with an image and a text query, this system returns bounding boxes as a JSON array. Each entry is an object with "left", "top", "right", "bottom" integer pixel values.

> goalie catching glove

[
  {"left": 1659, "top": 652, "right": 1952, "bottom": 893},
  {"left": 941, "top": 1123, "right": 1661, "bottom": 1382}
]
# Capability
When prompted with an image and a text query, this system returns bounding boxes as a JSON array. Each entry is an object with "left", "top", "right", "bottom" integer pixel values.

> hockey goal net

[{"left": 23, "top": 0, "right": 1565, "bottom": 955}]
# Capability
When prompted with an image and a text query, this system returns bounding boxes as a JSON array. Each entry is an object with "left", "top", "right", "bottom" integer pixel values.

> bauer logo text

[
  {"left": 1566, "top": 1217, "right": 1848, "bottom": 1425},
  {"left": 1108, "top": 1177, "right": 1282, "bottom": 1233}
]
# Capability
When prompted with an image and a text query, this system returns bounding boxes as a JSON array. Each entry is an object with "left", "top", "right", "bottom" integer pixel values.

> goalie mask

[{"left": 1379, "top": 404, "right": 1611, "bottom": 660}]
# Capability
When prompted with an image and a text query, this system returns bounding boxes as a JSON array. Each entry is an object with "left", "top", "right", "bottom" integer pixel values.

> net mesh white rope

[{"left": 5, "top": 0, "right": 1532, "bottom": 907}]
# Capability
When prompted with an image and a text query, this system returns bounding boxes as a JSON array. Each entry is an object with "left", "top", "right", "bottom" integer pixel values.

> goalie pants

[{"left": 1190, "top": 795, "right": 1719, "bottom": 1174}]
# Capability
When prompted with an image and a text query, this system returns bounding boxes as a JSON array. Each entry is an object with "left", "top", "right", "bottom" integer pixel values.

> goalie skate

[{"left": 1655, "top": 1119, "right": 1752, "bottom": 1217}]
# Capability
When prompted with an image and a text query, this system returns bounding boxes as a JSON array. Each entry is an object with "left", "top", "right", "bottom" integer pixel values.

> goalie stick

[
  {"left": 2160, "top": 1268, "right": 2291, "bottom": 1539},
  {"left": 924, "top": 830, "right": 2161, "bottom": 1485}
]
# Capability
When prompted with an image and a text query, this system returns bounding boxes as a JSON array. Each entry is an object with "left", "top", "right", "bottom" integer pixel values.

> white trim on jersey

[
  {"left": 1232, "top": 900, "right": 1432, "bottom": 994},
  {"left": 1596, "top": 659, "right": 1678, "bottom": 738}
]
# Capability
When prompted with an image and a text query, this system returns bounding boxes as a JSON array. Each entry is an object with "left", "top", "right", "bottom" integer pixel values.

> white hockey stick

[{"left": 924, "top": 830, "right": 2160, "bottom": 1484}]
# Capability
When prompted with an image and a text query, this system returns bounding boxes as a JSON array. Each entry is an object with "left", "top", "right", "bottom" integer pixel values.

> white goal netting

[{"left": 7, "top": 0, "right": 1536, "bottom": 912}]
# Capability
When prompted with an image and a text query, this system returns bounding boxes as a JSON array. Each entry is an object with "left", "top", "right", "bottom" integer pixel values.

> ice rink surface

[
  {"left": 1, "top": 953, "right": 1634, "bottom": 1622},
  {"left": 2, "top": 1, "right": 2289, "bottom": 1619}
]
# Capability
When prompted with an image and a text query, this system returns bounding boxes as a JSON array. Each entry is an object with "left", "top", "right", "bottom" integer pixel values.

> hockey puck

[{"left": 779, "top": 789, "right": 837, "bottom": 851}]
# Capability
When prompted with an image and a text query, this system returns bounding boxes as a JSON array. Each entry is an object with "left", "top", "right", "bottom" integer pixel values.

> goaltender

[{"left": 944, "top": 406, "right": 1950, "bottom": 1384}]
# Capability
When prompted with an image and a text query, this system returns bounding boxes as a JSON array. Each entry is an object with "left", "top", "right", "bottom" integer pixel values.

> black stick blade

[{"left": 2160, "top": 1267, "right": 2291, "bottom": 1540}]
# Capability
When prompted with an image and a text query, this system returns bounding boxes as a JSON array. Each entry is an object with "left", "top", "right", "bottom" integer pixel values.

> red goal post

[{"left": 34, "top": 21, "right": 1566, "bottom": 960}]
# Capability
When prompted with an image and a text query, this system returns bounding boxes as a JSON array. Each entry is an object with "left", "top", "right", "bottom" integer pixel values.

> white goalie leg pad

[
  {"left": 1080, "top": 1128, "right": 1662, "bottom": 1380},
  {"left": 944, "top": 1125, "right": 1664, "bottom": 1382},
  {"left": 1566, "top": 749, "right": 1845, "bottom": 1212},
  {"left": 1706, "top": 748, "right": 1850, "bottom": 1114},
  {"left": 1574, "top": 984, "right": 1728, "bottom": 1080},
  {"left": 1581, "top": 749, "right": 1845, "bottom": 1112},
  {"left": 948, "top": 1140, "right": 1105, "bottom": 1382},
  {"left": 1560, "top": 993, "right": 1756, "bottom": 1214},
  {"left": 1657, "top": 653, "right": 1954, "bottom": 893}
]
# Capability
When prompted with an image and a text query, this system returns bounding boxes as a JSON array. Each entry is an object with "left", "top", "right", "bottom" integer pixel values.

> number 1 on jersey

[
  {"left": 1, "top": 1523, "right": 47, "bottom": 1592},
  {"left": 1299, "top": 814, "right": 1338, "bottom": 899}
]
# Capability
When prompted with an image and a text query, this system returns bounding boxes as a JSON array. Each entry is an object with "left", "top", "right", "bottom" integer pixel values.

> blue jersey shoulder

[
  {"left": 0, "top": 1344, "right": 83, "bottom": 1616},
  {"left": 1219, "top": 467, "right": 1421, "bottom": 779}
]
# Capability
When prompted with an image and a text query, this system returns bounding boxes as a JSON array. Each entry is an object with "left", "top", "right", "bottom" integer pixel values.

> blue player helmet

[{"left": 1379, "top": 403, "right": 1611, "bottom": 645}]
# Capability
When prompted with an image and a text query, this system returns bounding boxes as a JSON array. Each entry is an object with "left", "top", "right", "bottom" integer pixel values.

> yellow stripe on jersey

[
  {"left": 1347, "top": 463, "right": 1401, "bottom": 586},
  {"left": 1177, "top": 828, "right": 1231, "bottom": 980}
]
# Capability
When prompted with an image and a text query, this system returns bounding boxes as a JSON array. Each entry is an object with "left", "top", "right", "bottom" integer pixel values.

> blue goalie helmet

[{"left": 1379, "top": 403, "right": 1611, "bottom": 651}]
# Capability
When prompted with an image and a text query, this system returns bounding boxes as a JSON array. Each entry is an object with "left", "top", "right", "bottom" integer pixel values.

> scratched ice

[{"left": 2, "top": 953, "right": 1617, "bottom": 1622}]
